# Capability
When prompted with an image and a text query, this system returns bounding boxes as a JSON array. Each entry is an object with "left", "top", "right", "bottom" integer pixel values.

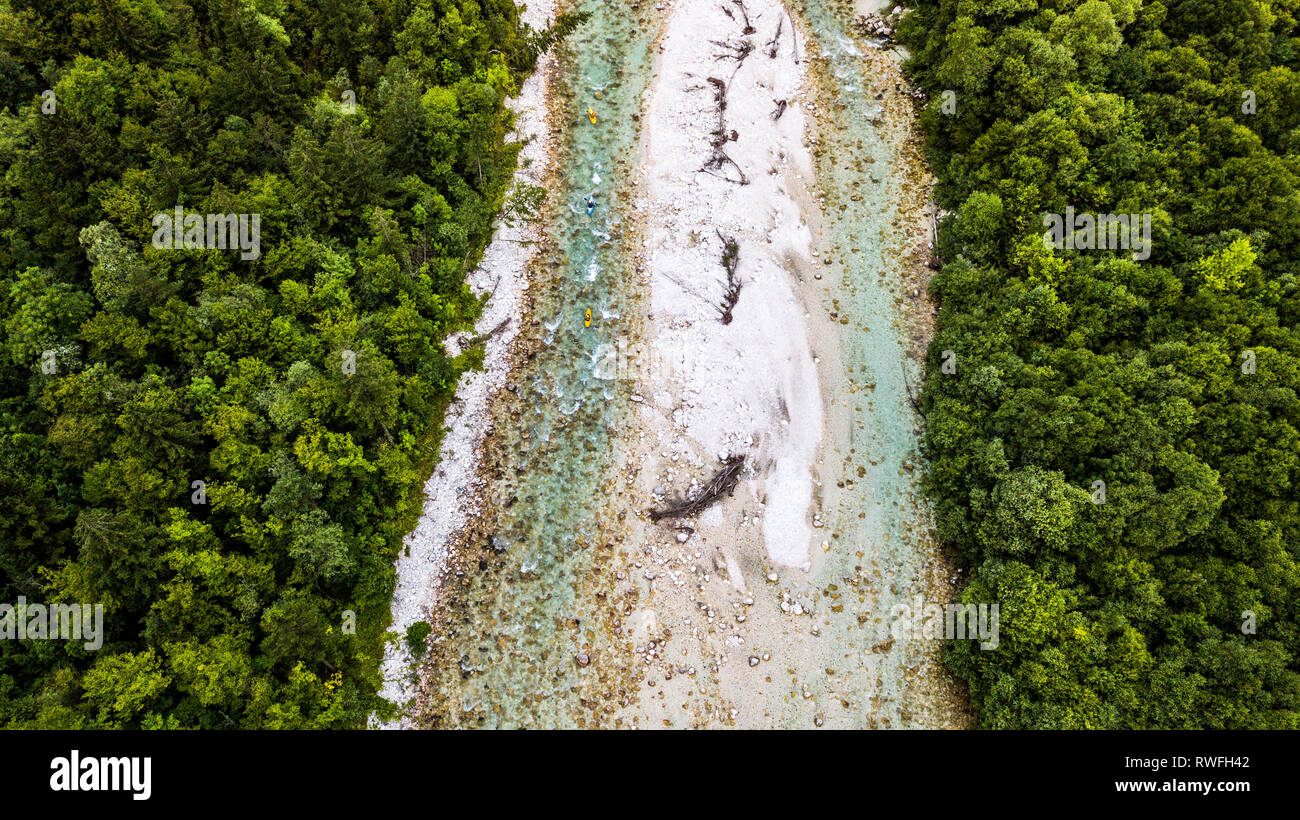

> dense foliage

[
  {"left": 0, "top": 0, "right": 559, "bottom": 727},
  {"left": 902, "top": 0, "right": 1300, "bottom": 726}
]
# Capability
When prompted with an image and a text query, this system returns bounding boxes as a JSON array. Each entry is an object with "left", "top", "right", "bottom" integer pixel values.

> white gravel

[{"left": 372, "top": 0, "right": 557, "bottom": 728}]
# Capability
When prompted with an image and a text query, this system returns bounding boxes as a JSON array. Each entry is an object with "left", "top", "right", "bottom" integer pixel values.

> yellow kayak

[
  {"left": 584, "top": 308, "right": 592, "bottom": 328},
  {"left": 587, "top": 107, "right": 597, "bottom": 124}
]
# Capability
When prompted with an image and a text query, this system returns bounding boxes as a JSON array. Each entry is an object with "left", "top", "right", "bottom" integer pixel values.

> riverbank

[
  {"left": 399, "top": 0, "right": 671, "bottom": 728},
  {"left": 385, "top": 0, "right": 968, "bottom": 729},
  {"left": 375, "top": 0, "right": 559, "bottom": 727}
]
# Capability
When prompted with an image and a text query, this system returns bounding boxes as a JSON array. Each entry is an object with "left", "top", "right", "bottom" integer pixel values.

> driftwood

[
  {"left": 479, "top": 315, "right": 510, "bottom": 343},
  {"left": 456, "top": 315, "right": 510, "bottom": 354},
  {"left": 772, "top": 98, "right": 787, "bottom": 120},
  {"left": 765, "top": 16, "right": 783, "bottom": 58},
  {"left": 649, "top": 455, "right": 747, "bottom": 522},
  {"left": 927, "top": 210, "right": 942, "bottom": 269},
  {"left": 711, "top": 38, "right": 754, "bottom": 66},
  {"left": 719, "top": 0, "right": 755, "bottom": 34},
  {"left": 901, "top": 361, "right": 921, "bottom": 411},
  {"left": 701, "top": 77, "right": 749, "bottom": 185},
  {"left": 706, "top": 77, "right": 730, "bottom": 146},
  {"left": 717, "top": 230, "right": 741, "bottom": 323}
]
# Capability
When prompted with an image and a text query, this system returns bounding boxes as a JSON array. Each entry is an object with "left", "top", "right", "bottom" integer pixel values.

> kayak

[
  {"left": 587, "top": 107, "right": 597, "bottom": 124},
  {"left": 585, "top": 196, "right": 595, "bottom": 215},
  {"left": 584, "top": 308, "right": 592, "bottom": 328}
]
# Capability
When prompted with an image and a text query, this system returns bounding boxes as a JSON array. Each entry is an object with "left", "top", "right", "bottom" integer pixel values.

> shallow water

[
  {"left": 414, "top": 0, "right": 959, "bottom": 728},
  {"left": 774, "top": 0, "right": 952, "bottom": 726},
  {"left": 414, "top": 0, "right": 656, "bottom": 728}
]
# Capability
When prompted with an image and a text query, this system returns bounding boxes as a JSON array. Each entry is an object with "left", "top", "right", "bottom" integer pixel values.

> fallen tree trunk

[
  {"left": 649, "top": 455, "right": 747, "bottom": 522},
  {"left": 701, "top": 77, "right": 750, "bottom": 185},
  {"left": 717, "top": 230, "right": 741, "bottom": 324}
]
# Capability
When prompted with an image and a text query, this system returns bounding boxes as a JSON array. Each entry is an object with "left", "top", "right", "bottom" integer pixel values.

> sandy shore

[{"left": 374, "top": 0, "right": 557, "bottom": 728}]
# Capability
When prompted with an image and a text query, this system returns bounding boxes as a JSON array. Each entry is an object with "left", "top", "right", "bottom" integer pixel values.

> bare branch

[
  {"left": 730, "top": 0, "right": 755, "bottom": 34},
  {"left": 765, "top": 16, "right": 783, "bottom": 58},
  {"left": 699, "top": 77, "right": 750, "bottom": 185},
  {"left": 716, "top": 230, "right": 742, "bottom": 324}
]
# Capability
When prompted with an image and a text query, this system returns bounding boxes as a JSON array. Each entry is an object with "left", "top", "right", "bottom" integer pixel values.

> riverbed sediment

[
  {"left": 375, "top": 0, "right": 560, "bottom": 728},
  {"left": 382, "top": 0, "right": 968, "bottom": 729}
]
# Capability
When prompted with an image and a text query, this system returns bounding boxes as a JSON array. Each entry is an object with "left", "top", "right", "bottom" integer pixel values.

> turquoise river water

[{"left": 412, "top": 0, "right": 966, "bottom": 728}]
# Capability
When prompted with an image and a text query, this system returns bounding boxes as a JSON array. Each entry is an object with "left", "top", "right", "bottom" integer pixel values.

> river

[{"left": 394, "top": 0, "right": 968, "bottom": 729}]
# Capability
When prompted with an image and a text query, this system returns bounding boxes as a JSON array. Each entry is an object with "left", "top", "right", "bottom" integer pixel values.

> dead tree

[
  {"left": 701, "top": 77, "right": 749, "bottom": 185},
  {"left": 719, "top": 0, "right": 755, "bottom": 34},
  {"left": 711, "top": 38, "right": 754, "bottom": 64},
  {"left": 702, "top": 147, "right": 747, "bottom": 184},
  {"left": 771, "top": 98, "right": 787, "bottom": 120},
  {"left": 765, "top": 16, "right": 783, "bottom": 58},
  {"left": 717, "top": 230, "right": 741, "bottom": 323},
  {"left": 649, "top": 455, "right": 747, "bottom": 522},
  {"left": 694, "top": 3, "right": 758, "bottom": 185},
  {"left": 710, "top": 37, "right": 754, "bottom": 88}
]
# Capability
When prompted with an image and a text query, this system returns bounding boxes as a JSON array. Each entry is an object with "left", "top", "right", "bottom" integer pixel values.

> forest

[
  {"left": 0, "top": 0, "right": 562, "bottom": 728},
  {"left": 902, "top": 0, "right": 1300, "bottom": 727},
  {"left": 3, "top": 0, "right": 1298, "bottom": 733}
]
